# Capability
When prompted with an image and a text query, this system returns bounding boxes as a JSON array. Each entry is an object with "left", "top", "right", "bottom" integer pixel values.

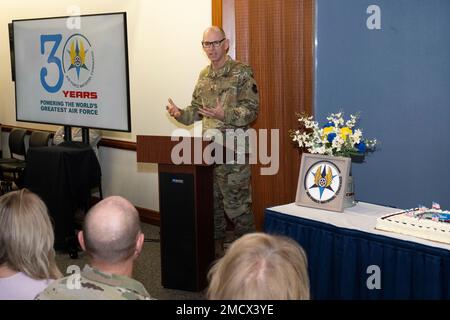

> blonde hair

[
  {"left": 0, "top": 189, "right": 62, "bottom": 279},
  {"left": 207, "top": 232, "right": 310, "bottom": 300}
]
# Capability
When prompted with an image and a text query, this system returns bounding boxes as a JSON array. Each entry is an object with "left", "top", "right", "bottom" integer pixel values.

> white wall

[{"left": 0, "top": 0, "right": 211, "bottom": 211}]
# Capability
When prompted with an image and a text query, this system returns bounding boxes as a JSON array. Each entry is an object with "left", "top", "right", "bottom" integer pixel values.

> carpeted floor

[{"left": 55, "top": 223, "right": 205, "bottom": 300}]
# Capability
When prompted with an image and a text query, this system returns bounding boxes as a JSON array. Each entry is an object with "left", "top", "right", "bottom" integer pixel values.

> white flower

[
  {"left": 332, "top": 135, "right": 344, "bottom": 151},
  {"left": 290, "top": 111, "right": 376, "bottom": 158},
  {"left": 346, "top": 114, "right": 358, "bottom": 128}
]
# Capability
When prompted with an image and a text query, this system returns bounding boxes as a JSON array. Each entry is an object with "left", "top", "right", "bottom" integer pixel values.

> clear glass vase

[{"left": 344, "top": 174, "right": 356, "bottom": 208}]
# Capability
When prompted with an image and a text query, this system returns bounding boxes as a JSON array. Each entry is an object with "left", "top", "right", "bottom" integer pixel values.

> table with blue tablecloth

[{"left": 264, "top": 202, "right": 450, "bottom": 299}]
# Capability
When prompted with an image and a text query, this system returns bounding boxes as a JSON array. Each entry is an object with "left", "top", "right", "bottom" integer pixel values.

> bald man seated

[{"left": 36, "top": 196, "right": 153, "bottom": 300}]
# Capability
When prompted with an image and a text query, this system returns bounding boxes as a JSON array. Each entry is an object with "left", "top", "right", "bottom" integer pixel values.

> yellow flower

[
  {"left": 340, "top": 127, "right": 352, "bottom": 140},
  {"left": 323, "top": 127, "right": 334, "bottom": 135},
  {"left": 323, "top": 127, "right": 334, "bottom": 140}
]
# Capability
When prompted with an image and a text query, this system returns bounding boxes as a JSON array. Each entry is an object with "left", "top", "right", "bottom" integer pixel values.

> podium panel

[
  {"left": 137, "top": 136, "right": 214, "bottom": 291},
  {"left": 159, "top": 165, "right": 214, "bottom": 291},
  {"left": 159, "top": 172, "right": 197, "bottom": 290}
]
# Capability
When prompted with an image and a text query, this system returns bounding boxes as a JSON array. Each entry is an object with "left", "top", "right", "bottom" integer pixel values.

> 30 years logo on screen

[{"left": 40, "top": 33, "right": 95, "bottom": 93}]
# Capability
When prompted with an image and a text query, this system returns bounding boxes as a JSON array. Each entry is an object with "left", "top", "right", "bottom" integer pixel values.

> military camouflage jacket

[
  {"left": 35, "top": 264, "right": 152, "bottom": 300},
  {"left": 177, "top": 56, "right": 259, "bottom": 133}
]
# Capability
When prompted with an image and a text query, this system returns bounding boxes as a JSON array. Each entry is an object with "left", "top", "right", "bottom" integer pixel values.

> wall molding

[
  {"left": 137, "top": 207, "right": 160, "bottom": 226},
  {"left": 98, "top": 138, "right": 136, "bottom": 151},
  {"left": 1, "top": 125, "right": 137, "bottom": 151}
]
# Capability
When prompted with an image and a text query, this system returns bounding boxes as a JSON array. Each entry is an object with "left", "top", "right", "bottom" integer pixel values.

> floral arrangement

[{"left": 290, "top": 112, "right": 377, "bottom": 158}]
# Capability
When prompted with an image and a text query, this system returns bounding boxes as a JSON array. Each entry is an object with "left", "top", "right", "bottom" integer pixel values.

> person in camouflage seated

[
  {"left": 166, "top": 26, "right": 259, "bottom": 257},
  {"left": 36, "top": 196, "right": 152, "bottom": 300}
]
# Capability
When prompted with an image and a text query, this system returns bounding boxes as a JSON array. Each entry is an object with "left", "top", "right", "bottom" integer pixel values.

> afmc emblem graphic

[
  {"left": 304, "top": 160, "right": 342, "bottom": 204},
  {"left": 62, "top": 34, "right": 94, "bottom": 88}
]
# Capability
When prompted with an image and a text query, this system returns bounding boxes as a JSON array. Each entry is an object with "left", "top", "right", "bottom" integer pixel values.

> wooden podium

[{"left": 136, "top": 135, "right": 215, "bottom": 291}]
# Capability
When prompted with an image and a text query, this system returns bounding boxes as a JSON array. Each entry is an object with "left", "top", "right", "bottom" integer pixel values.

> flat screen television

[
  {"left": 8, "top": 23, "right": 15, "bottom": 81},
  {"left": 12, "top": 12, "right": 131, "bottom": 132}
]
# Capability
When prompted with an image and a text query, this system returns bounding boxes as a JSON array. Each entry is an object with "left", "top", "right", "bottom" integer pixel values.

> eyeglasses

[{"left": 201, "top": 38, "right": 226, "bottom": 48}]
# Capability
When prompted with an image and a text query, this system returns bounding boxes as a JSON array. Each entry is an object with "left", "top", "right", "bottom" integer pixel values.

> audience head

[
  {"left": 0, "top": 189, "right": 61, "bottom": 279},
  {"left": 79, "top": 196, "right": 144, "bottom": 265},
  {"left": 207, "top": 232, "right": 310, "bottom": 300}
]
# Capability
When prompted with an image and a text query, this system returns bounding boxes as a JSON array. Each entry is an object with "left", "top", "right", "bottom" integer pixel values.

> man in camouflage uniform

[
  {"left": 167, "top": 26, "right": 259, "bottom": 257},
  {"left": 36, "top": 196, "right": 152, "bottom": 300}
]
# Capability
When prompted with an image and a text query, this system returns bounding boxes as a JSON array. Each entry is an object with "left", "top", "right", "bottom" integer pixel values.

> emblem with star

[
  {"left": 308, "top": 165, "right": 336, "bottom": 200},
  {"left": 67, "top": 39, "right": 89, "bottom": 80}
]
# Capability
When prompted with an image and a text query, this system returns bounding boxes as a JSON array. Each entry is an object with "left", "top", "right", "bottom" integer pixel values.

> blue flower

[
  {"left": 327, "top": 132, "right": 336, "bottom": 143},
  {"left": 323, "top": 122, "right": 334, "bottom": 128},
  {"left": 356, "top": 142, "right": 366, "bottom": 153}
]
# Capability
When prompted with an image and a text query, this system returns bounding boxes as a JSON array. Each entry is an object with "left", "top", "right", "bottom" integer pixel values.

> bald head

[
  {"left": 203, "top": 26, "right": 226, "bottom": 39},
  {"left": 83, "top": 196, "right": 141, "bottom": 263}
]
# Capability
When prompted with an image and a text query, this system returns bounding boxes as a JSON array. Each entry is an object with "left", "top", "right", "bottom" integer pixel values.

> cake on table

[{"left": 375, "top": 205, "right": 450, "bottom": 244}]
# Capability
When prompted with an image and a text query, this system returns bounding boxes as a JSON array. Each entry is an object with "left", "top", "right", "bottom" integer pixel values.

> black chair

[
  {"left": 0, "top": 130, "right": 50, "bottom": 192},
  {"left": 29, "top": 130, "right": 51, "bottom": 148},
  {"left": 0, "top": 129, "right": 27, "bottom": 191},
  {"left": 0, "top": 129, "right": 27, "bottom": 165}
]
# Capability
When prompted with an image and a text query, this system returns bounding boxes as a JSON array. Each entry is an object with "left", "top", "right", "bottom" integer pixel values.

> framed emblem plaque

[{"left": 295, "top": 153, "right": 350, "bottom": 212}]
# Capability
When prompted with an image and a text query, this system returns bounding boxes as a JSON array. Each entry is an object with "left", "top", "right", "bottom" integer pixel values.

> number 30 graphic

[{"left": 40, "top": 34, "right": 64, "bottom": 93}]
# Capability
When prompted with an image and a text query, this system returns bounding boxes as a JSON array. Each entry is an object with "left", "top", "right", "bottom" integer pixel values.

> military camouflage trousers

[{"left": 213, "top": 163, "right": 255, "bottom": 240}]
